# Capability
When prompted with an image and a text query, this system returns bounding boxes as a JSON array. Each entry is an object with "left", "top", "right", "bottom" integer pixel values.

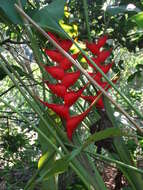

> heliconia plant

[{"left": 39, "top": 32, "right": 117, "bottom": 140}]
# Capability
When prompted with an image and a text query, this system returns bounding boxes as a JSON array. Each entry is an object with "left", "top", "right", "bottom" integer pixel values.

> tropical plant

[{"left": 0, "top": 0, "right": 143, "bottom": 190}]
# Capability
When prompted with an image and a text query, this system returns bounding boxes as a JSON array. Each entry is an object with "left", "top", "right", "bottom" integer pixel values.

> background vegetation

[{"left": 0, "top": 0, "right": 143, "bottom": 190}]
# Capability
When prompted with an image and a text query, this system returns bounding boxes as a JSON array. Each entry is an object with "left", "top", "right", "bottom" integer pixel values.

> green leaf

[
  {"left": 106, "top": 4, "right": 140, "bottom": 16},
  {"left": 32, "top": 0, "right": 66, "bottom": 36},
  {"left": 127, "top": 70, "right": 143, "bottom": 85},
  {"left": 82, "top": 127, "right": 126, "bottom": 149},
  {"left": 0, "top": 0, "right": 26, "bottom": 24},
  {"left": 122, "top": 187, "right": 132, "bottom": 190},
  {"left": 131, "top": 12, "right": 143, "bottom": 28},
  {"left": 127, "top": 73, "right": 136, "bottom": 83}
]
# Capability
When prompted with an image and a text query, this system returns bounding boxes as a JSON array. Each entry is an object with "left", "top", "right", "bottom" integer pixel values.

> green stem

[{"left": 82, "top": 0, "right": 92, "bottom": 42}]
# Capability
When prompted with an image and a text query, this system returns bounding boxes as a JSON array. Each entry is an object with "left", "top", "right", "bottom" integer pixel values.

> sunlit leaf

[{"left": 131, "top": 12, "right": 143, "bottom": 28}]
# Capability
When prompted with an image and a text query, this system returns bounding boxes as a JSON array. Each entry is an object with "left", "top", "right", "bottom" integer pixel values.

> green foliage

[
  {"left": 0, "top": 0, "right": 143, "bottom": 190},
  {"left": 1, "top": 132, "right": 27, "bottom": 153},
  {"left": 131, "top": 12, "right": 143, "bottom": 28}
]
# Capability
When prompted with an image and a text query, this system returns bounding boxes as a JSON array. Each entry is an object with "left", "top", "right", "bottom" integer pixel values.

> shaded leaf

[
  {"left": 32, "top": 0, "right": 66, "bottom": 35},
  {"left": 12, "top": 65, "right": 26, "bottom": 77},
  {"left": 0, "top": 0, "right": 26, "bottom": 24},
  {"left": 38, "top": 110, "right": 58, "bottom": 190},
  {"left": 82, "top": 127, "right": 126, "bottom": 149}
]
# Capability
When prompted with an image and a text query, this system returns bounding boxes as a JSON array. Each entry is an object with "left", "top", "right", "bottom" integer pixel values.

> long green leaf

[{"left": 82, "top": 127, "right": 126, "bottom": 149}]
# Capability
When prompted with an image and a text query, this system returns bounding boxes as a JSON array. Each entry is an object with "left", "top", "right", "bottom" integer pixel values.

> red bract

[
  {"left": 97, "top": 35, "right": 108, "bottom": 48},
  {"left": 61, "top": 71, "right": 80, "bottom": 88},
  {"left": 46, "top": 83, "right": 67, "bottom": 98},
  {"left": 59, "top": 39, "right": 72, "bottom": 51},
  {"left": 81, "top": 78, "right": 118, "bottom": 110},
  {"left": 98, "top": 49, "right": 111, "bottom": 63},
  {"left": 89, "top": 61, "right": 113, "bottom": 75},
  {"left": 66, "top": 108, "right": 90, "bottom": 140},
  {"left": 44, "top": 66, "right": 65, "bottom": 80},
  {"left": 86, "top": 41, "right": 100, "bottom": 55},
  {"left": 39, "top": 99, "right": 69, "bottom": 120},
  {"left": 100, "top": 63, "right": 113, "bottom": 74},
  {"left": 83, "top": 56, "right": 100, "bottom": 70},
  {"left": 47, "top": 32, "right": 59, "bottom": 43},
  {"left": 88, "top": 72, "right": 102, "bottom": 82},
  {"left": 45, "top": 50, "right": 64, "bottom": 62},
  {"left": 81, "top": 94, "right": 104, "bottom": 109},
  {"left": 86, "top": 35, "right": 108, "bottom": 55},
  {"left": 58, "top": 54, "right": 78, "bottom": 70},
  {"left": 64, "top": 86, "right": 86, "bottom": 107}
]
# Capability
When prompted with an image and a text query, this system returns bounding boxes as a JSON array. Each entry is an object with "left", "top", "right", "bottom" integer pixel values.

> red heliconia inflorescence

[{"left": 39, "top": 33, "right": 117, "bottom": 140}]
